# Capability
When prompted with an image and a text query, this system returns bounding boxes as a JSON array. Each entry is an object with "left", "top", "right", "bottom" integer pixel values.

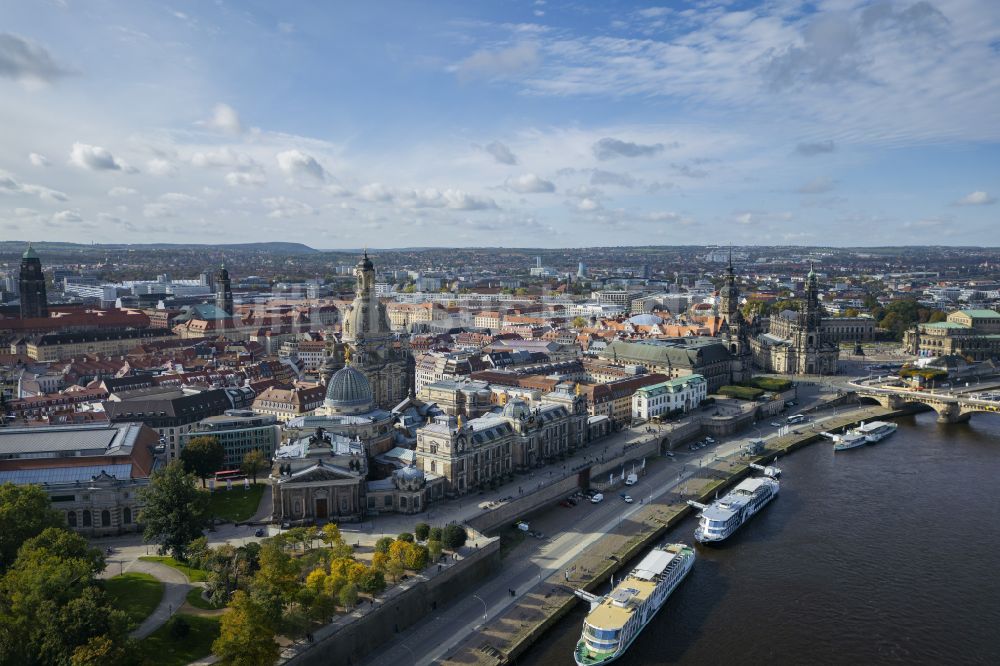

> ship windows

[{"left": 585, "top": 625, "right": 620, "bottom": 641}]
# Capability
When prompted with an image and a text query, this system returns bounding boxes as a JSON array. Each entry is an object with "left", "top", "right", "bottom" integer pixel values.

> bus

[
  {"left": 786, "top": 414, "right": 806, "bottom": 424},
  {"left": 214, "top": 469, "right": 246, "bottom": 485}
]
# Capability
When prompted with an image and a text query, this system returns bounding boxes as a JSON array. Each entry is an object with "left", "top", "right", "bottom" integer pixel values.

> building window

[
  {"left": 67, "top": 511, "right": 77, "bottom": 527},
  {"left": 101, "top": 510, "right": 111, "bottom": 527},
  {"left": 123, "top": 507, "right": 132, "bottom": 524},
  {"left": 82, "top": 511, "right": 92, "bottom": 527}
]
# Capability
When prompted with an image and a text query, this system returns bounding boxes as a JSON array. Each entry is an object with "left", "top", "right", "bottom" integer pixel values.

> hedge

[
  {"left": 718, "top": 385, "right": 765, "bottom": 401},
  {"left": 746, "top": 377, "right": 793, "bottom": 392}
]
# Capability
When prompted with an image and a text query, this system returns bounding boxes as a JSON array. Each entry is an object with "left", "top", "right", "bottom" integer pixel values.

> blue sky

[{"left": 1, "top": 0, "right": 998, "bottom": 248}]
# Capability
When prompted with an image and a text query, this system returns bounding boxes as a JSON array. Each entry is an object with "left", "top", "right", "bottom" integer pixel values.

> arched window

[
  {"left": 101, "top": 510, "right": 111, "bottom": 527},
  {"left": 67, "top": 511, "right": 77, "bottom": 528},
  {"left": 123, "top": 507, "right": 132, "bottom": 525},
  {"left": 82, "top": 511, "right": 92, "bottom": 527}
]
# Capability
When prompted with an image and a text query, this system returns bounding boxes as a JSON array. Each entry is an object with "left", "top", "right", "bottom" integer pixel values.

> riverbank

[{"left": 441, "top": 404, "right": 910, "bottom": 665}]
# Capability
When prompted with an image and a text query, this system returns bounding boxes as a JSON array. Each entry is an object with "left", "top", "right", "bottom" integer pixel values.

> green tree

[
  {"left": 0, "top": 528, "right": 132, "bottom": 666},
  {"left": 374, "top": 536, "right": 394, "bottom": 554},
  {"left": 428, "top": 527, "right": 443, "bottom": 542},
  {"left": 396, "top": 532, "right": 414, "bottom": 543},
  {"left": 441, "top": 525, "right": 468, "bottom": 550},
  {"left": 241, "top": 449, "right": 268, "bottom": 483},
  {"left": 338, "top": 583, "right": 358, "bottom": 610},
  {"left": 180, "top": 436, "right": 225, "bottom": 488},
  {"left": 571, "top": 316, "right": 588, "bottom": 329},
  {"left": 414, "top": 523, "right": 430, "bottom": 541},
  {"left": 137, "top": 461, "right": 209, "bottom": 559},
  {"left": 213, "top": 591, "right": 279, "bottom": 666},
  {"left": 0, "top": 482, "right": 64, "bottom": 572},
  {"left": 427, "top": 540, "right": 443, "bottom": 563},
  {"left": 928, "top": 310, "right": 947, "bottom": 323}
]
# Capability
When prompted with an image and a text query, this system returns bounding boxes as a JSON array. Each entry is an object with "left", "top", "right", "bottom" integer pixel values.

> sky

[{"left": 1, "top": 0, "right": 998, "bottom": 249}]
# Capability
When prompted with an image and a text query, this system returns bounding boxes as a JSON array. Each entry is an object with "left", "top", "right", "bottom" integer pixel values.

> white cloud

[
  {"left": 159, "top": 192, "right": 203, "bottom": 206},
  {"left": 203, "top": 103, "right": 243, "bottom": 135},
  {"left": 262, "top": 196, "right": 316, "bottom": 218},
  {"left": 192, "top": 148, "right": 260, "bottom": 171},
  {"left": 108, "top": 186, "right": 138, "bottom": 197},
  {"left": 142, "top": 203, "right": 176, "bottom": 218},
  {"left": 69, "top": 142, "right": 130, "bottom": 171},
  {"left": 225, "top": 171, "right": 266, "bottom": 187},
  {"left": 593, "top": 138, "right": 669, "bottom": 160},
  {"left": 955, "top": 190, "right": 995, "bottom": 206},
  {"left": 147, "top": 158, "right": 177, "bottom": 177},
  {"left": 453, "top": 43, "right": 539, "bottom": 81},
  {"left": 395, "top": 188, "right": 498, "bottom": 210},
  {"left": 505, "top": 173, "right": 555, "bottom": 193},
  {"left": 575, "top": 197, "right": 601, "bottom": 212},
  {"left": 0, "top": 169, "right": 66, "bottom": 201},
  {"left": 484, "top": 141, "right": 518, "bottom": 165},
  {"left": 359, "top": 182, "right": 394, "bottom": 202},
  {"left": 28, "top": 152, "right": 49, "bottom": 167},
  {"left": 796, "top": 176, "right": 836, "bottom": 194},
  {"left": 0, "top": 33, "right": 74, "bottom": 84},
  {"left": 51, "top": 209, "right": 83, "bottom": 223},
  {"left": 276, "top": 149, "right": 327, "bottom": 181}
]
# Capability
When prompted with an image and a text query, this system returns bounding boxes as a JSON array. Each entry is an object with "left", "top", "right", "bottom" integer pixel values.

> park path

[{"left": 126, "top": 559, "right": 191, "bottom": 639}]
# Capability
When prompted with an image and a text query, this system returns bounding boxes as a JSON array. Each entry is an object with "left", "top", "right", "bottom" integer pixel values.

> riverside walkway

[{"left": 439, "top": 405, "right": 898, "bottom": 666}]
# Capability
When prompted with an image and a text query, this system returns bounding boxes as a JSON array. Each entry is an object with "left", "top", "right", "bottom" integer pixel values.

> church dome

[
  {"left": 393, "top": 465, "right": 425, "bottom": 491},
  {"left": 627, "top": 313, "right": 663, "bottom": 326},
  {"left": 324, "top": 365, "right": 373, "bottom": 413},
  {"left": 22, "top": 244, "right": 39, "bottom": 260},
  {"left": 502, "top": 398, "right": 531, "bottom": 421}
]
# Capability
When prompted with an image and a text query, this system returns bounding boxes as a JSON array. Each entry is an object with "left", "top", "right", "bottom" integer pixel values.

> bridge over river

[{"left": 850, "top": 377, "right": 1000, "bottom": 423}]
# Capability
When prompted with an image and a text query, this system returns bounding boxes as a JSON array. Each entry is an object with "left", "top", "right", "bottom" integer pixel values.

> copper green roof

[
  {"left": 22, "top": 244, "right": 39, "bottom": 260},
  {"left": 956, "top": 309, "right": 1000, "bottom": 318}
]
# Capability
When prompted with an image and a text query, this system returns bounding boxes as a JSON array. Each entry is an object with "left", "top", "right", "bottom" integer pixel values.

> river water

[{"left": 517, "top": 411, "right": 1000, "bottom": 665}]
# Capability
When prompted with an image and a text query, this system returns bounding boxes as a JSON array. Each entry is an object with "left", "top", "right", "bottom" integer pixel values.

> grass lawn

[
  {"left": 185, "top": 587, "right": 224, "bottom": 610},
  {"left": 137, "top": 613, "right": 220, "bottom": 666},
  {"left": 139, "top": 556, "right": 208, "bottom": 582},
  {"left": 206, "top": 483, "right": 265, "bottom": 523},
  {"left": 105, "top": 572, "right": 164, "bottom": 626}
]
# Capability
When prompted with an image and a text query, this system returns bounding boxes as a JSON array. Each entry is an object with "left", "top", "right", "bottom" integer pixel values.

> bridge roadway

[
  {"left": 850, "top": 375, "right": 1000, "bottom": 423},
  {"left": 360, "top": 410, "right": 852, "bottom": 666}
]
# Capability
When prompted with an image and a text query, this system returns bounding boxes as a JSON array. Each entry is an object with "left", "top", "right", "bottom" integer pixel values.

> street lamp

[{"left": 473, "top": 594, "right": 488, "bottom": 620}]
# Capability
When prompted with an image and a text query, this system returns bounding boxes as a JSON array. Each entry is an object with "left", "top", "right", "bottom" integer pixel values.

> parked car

[
  {"left": 770, "top": 422, "right": 782, "bottom": 427},
  {"left": 623, "top": 495, "right": 633, "bottom": 504},
  {"left": 591, "top": 493, "right": 604, "bottom": 504},
  {"left": 254, "top": 528, "right": 265, "bottom": 537}
]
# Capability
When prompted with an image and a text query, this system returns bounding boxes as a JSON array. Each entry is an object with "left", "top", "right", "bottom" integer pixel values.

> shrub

[
  {"left": 746, "top": 377, "right": 793, "bottom": 392},
  {"left": 719, "top": 385, "right": 764, "bottom": 401},
  {"left": 414, "top": 523, "right": 430, "bottom": 541},
  {"left": 396, "top": 532, "right": 414, "bottom": 543},
  {"left": 427, "top": 540, "right": 443, "bottom": 562},
  {"left": 428, "top": 527, "right": 443, "bottom": 542},
  {"left": 441, "top": 525, "right": 468, "bottom": 550},
  {"left": 374, "top": 537, "right": 394, "bottom": 554}
]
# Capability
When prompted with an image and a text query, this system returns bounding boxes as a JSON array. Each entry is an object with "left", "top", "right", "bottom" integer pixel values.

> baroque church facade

[
  {"left": 717, "top": 253, "right": 754, "bottom": 384},
  {"left": 323, "top": 252, "right": 414, "bottom": 410},
  {"left": 751, "top": 266, "right": 839, "bottom": 375}
]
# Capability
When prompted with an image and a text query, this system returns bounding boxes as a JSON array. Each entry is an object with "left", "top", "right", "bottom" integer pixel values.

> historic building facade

[
  {"left": 322, "top": 253, "right": 413, "bottom": 410},
  {"left": 904, "top": 308, "right": 1000, "bottom": 361},
  {"left": 752, "top": 267, "right": 839, "bottom": 375}
]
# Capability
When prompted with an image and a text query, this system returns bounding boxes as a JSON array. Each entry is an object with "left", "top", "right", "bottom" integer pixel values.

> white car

[
  {"left": 590, "top": 493, "right": 604, "bottom": 504},
  {"left": 623, "top": 495, "right": 633, "bottom": 503}
]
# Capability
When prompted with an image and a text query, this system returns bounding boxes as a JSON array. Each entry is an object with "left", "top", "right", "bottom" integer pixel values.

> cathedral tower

[{"left": 215, "top": 263, "right": 234, "bottom": 316}]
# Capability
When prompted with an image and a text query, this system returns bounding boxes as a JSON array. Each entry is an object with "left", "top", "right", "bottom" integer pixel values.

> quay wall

[
  {"left": 285, "top": 538, "right": 501, "bottom": 666},
  {"left": 451, "top": 405, "right": 913, "bottom": 665}
]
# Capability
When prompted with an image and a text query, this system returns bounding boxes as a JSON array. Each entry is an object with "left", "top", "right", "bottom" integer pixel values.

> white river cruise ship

[
  {"left": 857, "top": 420, "right": 898, "bottom": 443},
  {"left": 573, "top": 543, "right": 695, "bottom": 665},
  {"left": 689, "top": 476, "right": 779, "bottom": 543}
]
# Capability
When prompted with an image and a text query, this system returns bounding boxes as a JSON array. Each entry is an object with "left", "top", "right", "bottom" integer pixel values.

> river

[{"left": 517, "top": 411, "right": 1000, "bottom": 665}]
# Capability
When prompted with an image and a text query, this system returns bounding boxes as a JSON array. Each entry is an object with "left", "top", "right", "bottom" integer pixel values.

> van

[
  {"left": 591, "top": 493, "right": 604, "bottom": 504},
  {"left": 625, "top": 473, "right": 638, "bottom": 486}
]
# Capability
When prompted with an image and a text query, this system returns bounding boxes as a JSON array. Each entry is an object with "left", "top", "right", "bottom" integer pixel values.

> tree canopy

[
  {"left": 241, "top": 449, "right": 267, "bottom": 484},
  {"left": 137, "top": 461, "right": 209, "bottom": 559},
  {"left": 180, "top": 436, "right": 225, "bottom": 487},
  {"left": 212, "top": 591, "right": 278, "bottom": 666},
  {"left": 0, "top": 482, "right": 64, "bottom": 572}
]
